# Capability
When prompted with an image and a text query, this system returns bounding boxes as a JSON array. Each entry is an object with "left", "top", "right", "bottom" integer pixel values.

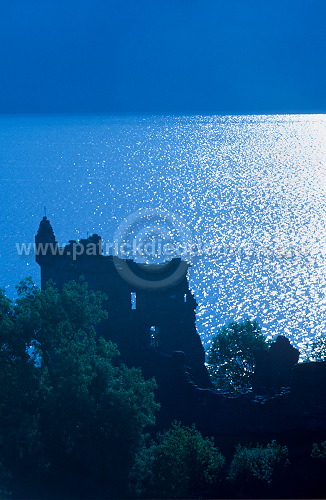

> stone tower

[{"left": 35, "top": 217, "right": 211, "bottom": 388}]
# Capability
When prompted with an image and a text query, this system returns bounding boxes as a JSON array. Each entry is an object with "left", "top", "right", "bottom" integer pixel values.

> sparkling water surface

[{"left": 0, "top": 114, "right": 326, "bottom": 354}]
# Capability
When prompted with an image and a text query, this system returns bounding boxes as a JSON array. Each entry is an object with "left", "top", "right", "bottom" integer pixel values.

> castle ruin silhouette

[
  {"left": 35, "top": 217, "right": 326, "bottom": 437},
  {"left": 35, "top": 216, "right": 211, "bottom": 389}
]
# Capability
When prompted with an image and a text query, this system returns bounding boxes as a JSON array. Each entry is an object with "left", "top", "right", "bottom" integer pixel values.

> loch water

[{"left": 1, "top": 113, "right": 326, "bottom": 354}]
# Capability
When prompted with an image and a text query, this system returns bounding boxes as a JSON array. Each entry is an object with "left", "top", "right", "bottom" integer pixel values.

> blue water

[{"left": 1, "top": 114, "right": 326, "bottom": 355}]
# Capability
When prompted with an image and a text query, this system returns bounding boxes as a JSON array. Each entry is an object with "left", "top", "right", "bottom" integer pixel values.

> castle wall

[
  {"left": 35, "top": 218, "right": 326, "bottom": 440},
  {"left": 35, "top": 218, "right": 211, "bottom": 388}
]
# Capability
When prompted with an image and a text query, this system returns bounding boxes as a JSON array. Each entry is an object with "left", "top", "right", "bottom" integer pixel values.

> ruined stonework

[
  {"left": 253, "top": 335, "right": 300, "bottom": 394},
  {"left": 35, "top": 217, "right": 211, "bottom": 388},
  {"left": 35, "top": 217, "right": 326, "bottom": 440}
]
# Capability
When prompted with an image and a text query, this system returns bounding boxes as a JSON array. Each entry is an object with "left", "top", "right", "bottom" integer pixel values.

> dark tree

[
  {"left": 207, "top": 319, "right": 268, "bottom": 393},
  {"left": 227, "top": 441, "right": 289, "bottom": 498},
  {"left": 0, "top": 278, "right": 158, "bottom": 499},
  {"left": 131, "top": 421, "right": 225, "bottom": 499},
  {"left": 306, "top": 336, "right": 326, "bottom": 362}
]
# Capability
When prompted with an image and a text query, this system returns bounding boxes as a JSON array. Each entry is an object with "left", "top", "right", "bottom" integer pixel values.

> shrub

[
  {"left": 131, "top": 421, "right": 225, "bottom": 498},
  {"left": 227, "top": 441, "right": 289, "bottom": 485},
  {"left": 311, "top": 441, "right": 326, "bottom": 459}
]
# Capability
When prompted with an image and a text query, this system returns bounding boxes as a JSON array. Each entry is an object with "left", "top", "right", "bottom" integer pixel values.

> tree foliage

[
  {"left": 227, "top": 441, "right": 289, "bottom": 486},
  {"left": 311, "top": 441, "right": 326, "bottom": 459},
  {"left": 207, "top": 319, "right": 268, "bottom": 393},
  {"left": 305, "top": 336, "right": 326, "bottom": 362},
  {"left": 0, "top": 278, "right": 158, "bottom": 499},
  {"left": 131, "top": 421, "right": 225, "bottom": 499}
]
